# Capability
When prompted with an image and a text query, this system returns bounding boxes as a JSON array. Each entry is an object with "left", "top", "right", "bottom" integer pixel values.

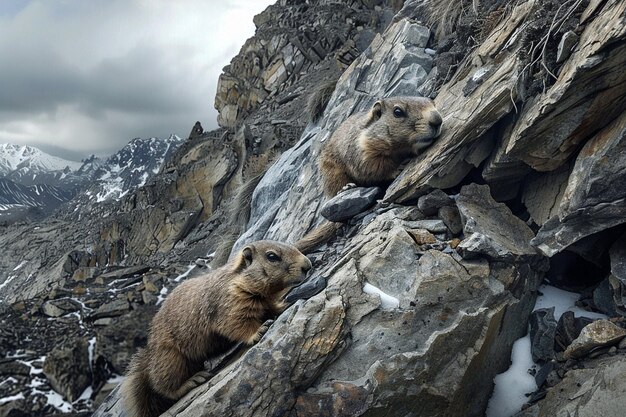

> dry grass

[{"left": 421, "top": 0, "right": 481, "bottom": 40}]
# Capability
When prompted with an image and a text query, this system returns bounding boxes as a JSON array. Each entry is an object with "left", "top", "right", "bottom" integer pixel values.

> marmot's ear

[
  {"left": 366, "top": 100, "right": 383, "bottom": 126},
  {"left": 235, "top": 246, "right": 254, "bottom": 271}
]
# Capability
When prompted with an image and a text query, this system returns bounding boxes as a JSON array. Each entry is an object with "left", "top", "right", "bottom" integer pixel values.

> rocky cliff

[{"left": 2, "top": 0, "right": 626, "bottom": 416}]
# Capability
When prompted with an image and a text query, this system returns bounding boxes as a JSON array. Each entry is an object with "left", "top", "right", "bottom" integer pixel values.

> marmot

[
  {"left": 320, "top": 96, "right": 443, "bottom": 196},
  {"left": 121, "top": 241, "right": 312, "bottom": 417}
]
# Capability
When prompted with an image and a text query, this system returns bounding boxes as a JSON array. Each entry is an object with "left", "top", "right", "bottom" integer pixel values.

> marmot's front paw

[
  {"left": 248, "top": 319, "right": 275, "bottom": 344},
  {"left": 190, "top": 370, "right": 211, "bottom": 386}
]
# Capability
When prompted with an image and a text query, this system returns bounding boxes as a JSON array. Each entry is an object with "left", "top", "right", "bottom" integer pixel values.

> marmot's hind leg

[{"left": 149, "top": 347, "right": 204, "bottom": 400}]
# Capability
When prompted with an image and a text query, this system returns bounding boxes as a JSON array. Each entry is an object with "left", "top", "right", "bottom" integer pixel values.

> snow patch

[
  {"left": 486, "top": 336, "right": 537, "bottom": 417},
  {"left": 534, "top": 284, "right": 607, "bottom": 320},
  {"left": 363, "top": 283, "right": 400, "bottom": 309}
]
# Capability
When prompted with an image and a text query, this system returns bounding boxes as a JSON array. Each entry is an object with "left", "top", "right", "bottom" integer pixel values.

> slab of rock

[
  {"left": 563, "top": 320, "right": 626, "bottom": 359},
  {"left": 532, "top": 106, "right": 626, "bottom": 257},
  {"left": 43, "top": 337, "right": 91, "bottom": 402},
  {"left": 554, "top": 311, "right": 593, "bottom": 352},
  {"left": 40, "top": 298, "right": 82, "bottom": 318},
  {"left": 97, "top": 265, "right": 150, "bottom": 281},
  {"left": 320, "top": 186, "right": 381, "bottom": 222},
  {"left": 556, "top": 31, "right": 579, "bottom": 64},
  {"left": 88, "top": 298, "right": 129, "bottom": 321},
  {"left": 417, "top": 189, "right": 453, "bottom": 215},
  {"left": 407, "top": 228, "right": 437, "bottom": 245},
  {"left": 403, "top": 219, "right": 448, "bottom": 234},
  {"left": 530, "top": 308, "right": 558, "bottom": 363},
  {"left": 456, "top": 184, "right": 537, "bottom": 260}
]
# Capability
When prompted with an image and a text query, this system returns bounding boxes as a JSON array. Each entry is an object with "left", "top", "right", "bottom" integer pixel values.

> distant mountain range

[{"left": 0, "top": 135, "right": 184, "bottom": 223}]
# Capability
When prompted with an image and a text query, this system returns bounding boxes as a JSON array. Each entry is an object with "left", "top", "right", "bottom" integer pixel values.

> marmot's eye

[
  {"left": 393, "top": 107, "right": 406, "bottom": 118},
  {"left": 266, "top": 252, "right": 281, "bottom": 262}
]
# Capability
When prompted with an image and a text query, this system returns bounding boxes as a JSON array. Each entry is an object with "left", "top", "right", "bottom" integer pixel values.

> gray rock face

[
  {"left": 532, "top": 111, "right": 626, "bottom": 256},
  {"left": 320, "top": 186, "right": 381, "bottom": 222}
]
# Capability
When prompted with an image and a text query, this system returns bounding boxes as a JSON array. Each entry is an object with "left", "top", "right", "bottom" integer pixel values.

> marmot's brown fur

[
  {"left": 121, "top": 241, "right": 312, "bottom": 417},
  {"left": 320, "top": 97, "right": 442, "bottom": 196}
]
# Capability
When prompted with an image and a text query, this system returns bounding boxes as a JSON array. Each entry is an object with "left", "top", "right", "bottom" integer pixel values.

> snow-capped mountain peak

[{"left": 0, "top": 143, "right": 82, "bottom": 176}]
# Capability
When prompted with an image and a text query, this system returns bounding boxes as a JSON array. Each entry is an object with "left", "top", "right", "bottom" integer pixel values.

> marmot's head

[
  {"left": 362, "top": 97, "right": 442, "bottom": 155},
  {"left": 232, "top": 240, "right": 312, "bottom": 295}
]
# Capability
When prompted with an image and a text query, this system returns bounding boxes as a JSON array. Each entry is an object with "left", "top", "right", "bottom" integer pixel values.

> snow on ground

[
  {"left": 156, "top": 264, "right": 196, "bottom": 305},
  {"left": 156, "top": 286, "right": 169, "bottom": 305},
  {"left": 12, "top": 261, "right": 28, "bottom": 271},
  {"left": 0, "top": 393, "right": 24, "bottom": 405},
  {"left": 0, "top": 275, "right": 17, "bottom": 291},
  {"left": 174, "top": 264, "right": 196, "bottom": 282},
  {"left": 88, "top": 337, "right": 96, "bottom": 372},
  {"left": 13, "top": 355, "right": 74, "bottom": 412},
  {"left": 486, "top": 284, "right": 607, "bottom": 417},
  {"left": 363, "top": 282, "right": 400, "bottom": 309}
]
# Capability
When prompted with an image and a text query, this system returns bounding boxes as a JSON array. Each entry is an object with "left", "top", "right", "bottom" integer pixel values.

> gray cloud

[{"left": 0, "top": 0, "right": 274, "bottom": 160}]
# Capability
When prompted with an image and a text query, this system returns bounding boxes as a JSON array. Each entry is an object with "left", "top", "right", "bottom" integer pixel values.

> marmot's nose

[
  {"left": 429, "top": 112, "right": 443, "bottom": 129},
  {"left": 301, "top": 258, "right": 312, "bottom": 274}
]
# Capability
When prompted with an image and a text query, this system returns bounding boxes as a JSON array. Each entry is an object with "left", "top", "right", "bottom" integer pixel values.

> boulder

[
  {"left": 42, "top": 337, "right": 91, "bottom": 402},
  {"left": 563, "top": 320, "right": 626, "bottom": 359},
  {"left": 417, "top": 189, "right": 453, "bottom": 215},
  {"left": 320, "top": 187, "right": 381, "bottom": 222},
  {"left": 456, "top": 184, "right": 537, "bottom": 261}
]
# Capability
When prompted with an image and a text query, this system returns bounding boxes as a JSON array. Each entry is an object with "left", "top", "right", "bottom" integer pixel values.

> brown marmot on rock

[
  {"left": 320, "top": 96, "right": 442, "bottom": 196},
  {"left": 120, "top": 241, "right": 312, "bottom": 417}
]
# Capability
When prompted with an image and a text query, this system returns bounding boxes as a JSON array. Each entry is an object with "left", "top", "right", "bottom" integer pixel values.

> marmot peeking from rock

[
  {"left": 121, "top": 241, "right": 312, "bottom": 417},
  {"left": 319, "top": 97, "right": 443, "bottom": 196}
]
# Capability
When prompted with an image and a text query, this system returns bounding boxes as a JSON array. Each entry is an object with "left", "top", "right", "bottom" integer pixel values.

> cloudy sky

[{"left": 0, "top": 0, "right": 274, "bottom": 161}]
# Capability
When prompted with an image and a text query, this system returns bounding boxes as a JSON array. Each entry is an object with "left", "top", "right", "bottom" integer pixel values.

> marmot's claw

[
  {"left": 341, "top": 183, "right": 357, "bottom": 192},
  {"left": 251, "top": 319, "right": 275, "bottom": 344}
]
